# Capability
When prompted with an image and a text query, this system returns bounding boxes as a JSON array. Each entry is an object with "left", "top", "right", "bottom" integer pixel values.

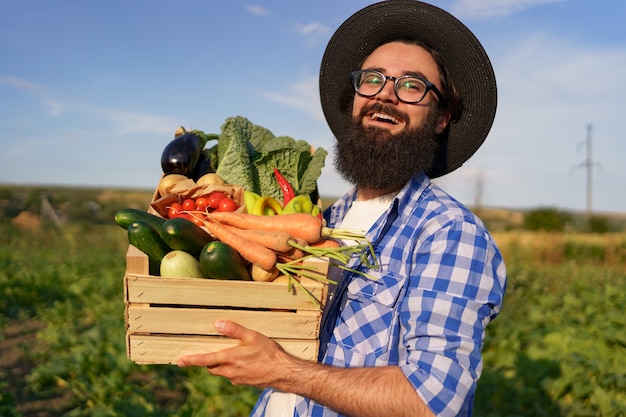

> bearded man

[{"left": 178, "top": 2, "right": 507, "bottom": 416}]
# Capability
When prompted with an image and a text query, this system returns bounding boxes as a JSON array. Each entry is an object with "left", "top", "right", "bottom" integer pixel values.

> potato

[
  {"left": 196, "top": 173, "right": 225, "bottom": 187},
  {"left": 157, "top": 174, "right": 189, "bottom": 197}
]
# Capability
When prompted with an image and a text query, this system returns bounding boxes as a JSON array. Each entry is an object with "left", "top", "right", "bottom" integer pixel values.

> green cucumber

[
  {"left": 128, "top": 221, "right": 171, "bottom": 275},
  {"left": 199, "top": 241, "right": 251, "bottom": 281},
  {"left": 115, "top": 208, "right": 166, "bottom": 230},
  {"left": 160, "top": 217, "right": 214, "bottom": 257}
]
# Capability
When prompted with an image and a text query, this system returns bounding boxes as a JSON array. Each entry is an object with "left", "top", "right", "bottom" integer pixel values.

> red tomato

[
  {"left": 190, "top": 214, "right": 206, "bottom": 226},
  {"left": 177, "top": 213, "right": 194, "bottom": 222},
  {"left": 215, "top": 197, "right": 237, "bottom": 212},
  {"left": 195, "top": 196, "right": 210, "bottom": 211},
  {"left": 167, "top": 202, "right": 184, "bottom": 218},
  {"left": 182, "top": 198, "right": 197, "bottom": 211},
  {"left": 207, "top": 191, "right": 227, "bottom": 209}
]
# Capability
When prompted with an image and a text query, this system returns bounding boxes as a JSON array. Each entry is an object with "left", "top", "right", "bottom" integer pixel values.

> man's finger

[
  {"left": 215, "top": 319, "right": 255, "bottom": 343},
  {"left": 177, "top": 351, "right": 222, "bottom": 368}
]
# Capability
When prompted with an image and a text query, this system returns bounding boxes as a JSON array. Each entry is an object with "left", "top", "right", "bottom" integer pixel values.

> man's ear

[{"left": 434, "top": 110, "right": 451, "bottom": 134}]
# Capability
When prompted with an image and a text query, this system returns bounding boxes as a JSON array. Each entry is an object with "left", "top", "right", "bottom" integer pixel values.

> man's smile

[{"left": 369, "top": 112, "right": 400, "bottom": 125}]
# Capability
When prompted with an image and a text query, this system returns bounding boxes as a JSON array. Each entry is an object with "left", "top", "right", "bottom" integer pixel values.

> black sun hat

[{"left": 319, "top": 0, "right": 497, "bottom": 178}]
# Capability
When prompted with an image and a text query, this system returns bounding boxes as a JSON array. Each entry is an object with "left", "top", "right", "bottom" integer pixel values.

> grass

[{"left": 1, "top": 184, "right": 626, "bottom": 416}]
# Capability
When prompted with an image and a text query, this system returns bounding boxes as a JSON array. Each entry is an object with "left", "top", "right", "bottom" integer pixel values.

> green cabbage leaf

[{"left": 214, "top": 116, "right": 327, "bottom": 201}]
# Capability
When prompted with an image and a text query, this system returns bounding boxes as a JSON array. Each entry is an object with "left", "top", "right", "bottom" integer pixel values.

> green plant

[
  {"left": 524, "top": 207, "right": 571, "bottom": 232},
  {"left": 2, "top": 187, "right": 626, "bottom": 416}
]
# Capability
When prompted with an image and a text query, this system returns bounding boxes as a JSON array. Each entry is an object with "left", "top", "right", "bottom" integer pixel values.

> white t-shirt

[{"left": 264, "top": 192, "right": 397, "bottom": 416}]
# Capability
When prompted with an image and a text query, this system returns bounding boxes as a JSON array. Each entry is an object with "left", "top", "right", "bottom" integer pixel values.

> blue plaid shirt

[{"left": 251, "top": 173, "right": 507, "bottom": 417}]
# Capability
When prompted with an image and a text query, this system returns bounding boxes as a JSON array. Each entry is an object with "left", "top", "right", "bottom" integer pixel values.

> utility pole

[{"left": 576, "top": 123, "right": 595, "bottom": 218}]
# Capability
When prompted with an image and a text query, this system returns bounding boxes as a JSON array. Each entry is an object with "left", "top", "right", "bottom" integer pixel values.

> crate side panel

[
  {"left": 127, "top": 305, "right": 321, "bottom": 339},
  {"left": 126, "top": 274, "right": 325, "bottom": 310},
  {"left": 128, "top": 334, "right": 319, "bottom": 364}
]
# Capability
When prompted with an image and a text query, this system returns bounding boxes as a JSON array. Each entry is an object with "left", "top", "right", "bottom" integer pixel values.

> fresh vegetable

[
  {"left": 191, "top": 148, "right": 216, "bottom": 181},
  {"left": 243, "top": 190, "right": 261, "bottom": 213},
  {"left": 250, "top": 264, "right": 280, "bottom": 282},
  {"left": 195, "top": 196, "right": 210, "bottom": 211},
  {"left": 127, "top": 221, "right": 171, "bottom": 275},
  {"left": 196, "top": 173, "right": 225, "bottom": 187},
  {"left": 207, "top": 212, "right": 364, "bottom": 244},
  {"left": 114, "top": 208, "right": 166, "bottom": 231},
  {"left": 167, "top": 202, "right": 184, "bottom": 219},
  {"left": 309, "top": 238, "right": 341, "bottom": 249},
  {"left": 251, "top": 196, "right": 283, "bottom": 216},
  {"left": 222, "top": 225, "right": 295, "bottom": 253},
  {"left": 275, "top": 243, "right": 306, "bottom": 261},
  {"left": 160, "top": 250, "right": 205, "bottom": 278},
  {"left": 206, "top": 192, "right": 227, "bottom": 209},
  {"left": 182, "top": 198, "right": 197, "bottom": 211},
  {"left": 273, "top": 168, "right": 295, "bottom": 205},
  {"left": 213, "top": 116, "right": 327, "bottom": 202},
  {"left": 160, "top": 217, "right": 214, "bottom": 257},
  {"left": 216, "top": 196, "right": 237, "bottom": 212},
  {"left": 161, "top": 129, "right": 217, "bottom": 176},
  {"left": 157, "top": 174, "right": 189, "bottom": 196},
  {"left": 199, "top": 241, "right": 251, "bottom": 281},
  {"left": 201, "top": 219, "right": 277, "bottom": 272},
  {"left": 281, "top": 194, "right": 314, "bottom": 215}
]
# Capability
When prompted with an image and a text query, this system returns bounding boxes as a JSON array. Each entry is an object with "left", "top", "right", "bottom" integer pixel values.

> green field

[{"left": 1, "top": 186, "right": 625, "bottom": 416}]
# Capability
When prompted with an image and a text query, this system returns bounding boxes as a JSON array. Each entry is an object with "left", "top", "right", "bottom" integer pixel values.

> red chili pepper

[{"left": 273, "top": 168, "right": 296, "bottom": 206}]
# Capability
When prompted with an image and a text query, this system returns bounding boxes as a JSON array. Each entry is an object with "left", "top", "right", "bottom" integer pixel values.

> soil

[{"left": 0, "top": 319, "right": 74, "bottom": 416}]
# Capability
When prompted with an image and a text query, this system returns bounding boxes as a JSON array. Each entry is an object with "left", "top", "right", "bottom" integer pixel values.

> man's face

[
  {"left": 352, "top": 41, "right": 447, "bottom": 135},
  {"left": 333, "top": 41, "right": 448, "bottom": 192}
]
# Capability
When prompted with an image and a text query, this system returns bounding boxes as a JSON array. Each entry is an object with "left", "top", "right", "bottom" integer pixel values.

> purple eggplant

[{"left": 161, "top": 131, "right": 217, "bottom": 177}]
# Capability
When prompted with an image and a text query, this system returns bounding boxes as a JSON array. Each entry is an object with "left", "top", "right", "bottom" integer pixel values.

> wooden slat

[
  {"left": 125, "top": 273, "right": 326, "bottom": 310},
  {"left": 127, "top": 333, "right": 319, "bottom": 364},
  {"left": 127, "top": 305, "right": 321, "bottom": 339}
]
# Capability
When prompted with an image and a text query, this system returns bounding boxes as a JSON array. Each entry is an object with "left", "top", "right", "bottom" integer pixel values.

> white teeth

[{"left": 371, "top": 112, "right": 399, "bottom": 124}]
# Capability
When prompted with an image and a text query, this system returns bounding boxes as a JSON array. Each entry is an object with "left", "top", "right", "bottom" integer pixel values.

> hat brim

[{"left": 319, "top": 0, "right": 497, "bottom": 178}]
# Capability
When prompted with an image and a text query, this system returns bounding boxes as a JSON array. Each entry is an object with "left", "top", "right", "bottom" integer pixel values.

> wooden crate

[{"left": 124, "top": 245, "right": 328, "bottom": 365}]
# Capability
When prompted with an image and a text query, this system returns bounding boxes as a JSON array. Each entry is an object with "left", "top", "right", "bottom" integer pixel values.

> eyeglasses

[{"left": 350, "top": 69, "right": 446, "bottom": 105}]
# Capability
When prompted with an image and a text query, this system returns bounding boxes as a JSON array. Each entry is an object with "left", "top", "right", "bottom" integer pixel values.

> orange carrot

[
  {"left": 208, "top": 212, "right": 325, "bottom": 243},
  {"left": 201, "top": 220, "right": 277, "bottom": 271},
  {"left": 275, "top": 238, "right": 307, "bottom": 260},
  {"left": 222, "top": 225, "right": 295, "bottom": 253},
  {"left": 310, "top": 238, "right": 341, "bottom": 249}
]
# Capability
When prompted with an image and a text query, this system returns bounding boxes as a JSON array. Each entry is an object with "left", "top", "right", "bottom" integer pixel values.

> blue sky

[{"left": 1, "top": 0, "right": 625, "bottom": 214}]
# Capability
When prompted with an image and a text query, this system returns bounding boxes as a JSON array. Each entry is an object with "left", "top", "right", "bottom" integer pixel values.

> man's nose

[{"left": 376, "top": 79, "right": 398, "bottom": 103}]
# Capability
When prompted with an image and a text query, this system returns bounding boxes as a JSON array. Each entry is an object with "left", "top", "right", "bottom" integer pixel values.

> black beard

[{"left": 334, "top": 104, "right": 440, "bottom": 190}]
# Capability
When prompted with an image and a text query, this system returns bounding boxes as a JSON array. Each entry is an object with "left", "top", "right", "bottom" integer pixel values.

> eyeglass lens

[{"left": 353, "top": 70, "right": 428, "bottom": 103}]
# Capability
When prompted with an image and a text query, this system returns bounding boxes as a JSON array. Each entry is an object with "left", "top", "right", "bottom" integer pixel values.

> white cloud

[
  {"left": 0, "top": 75, "right": 41, "bottom": 92},
  {"left": 256, "top": 75, "right": 325, "bottom": 121},
  {"left": 294, "top": 21, "right": 329, "bottom": 37},
  {"left": 0, "top": 75, "right": 66, "bottom": 116},
  {"left": 92, "top": 107, "right": 179, "bottom": 136},
  {"left": 293, "top": 21, "right": 331, "bottom": 47},
  {"left": 450, "top": 0, "right": 566, "bottom": 19},
  {"left": 245, "top": 5, "right": 270, "bottom": 17},
  {"left": 1, "top": 74, "right": 178, "bottom": 136}
]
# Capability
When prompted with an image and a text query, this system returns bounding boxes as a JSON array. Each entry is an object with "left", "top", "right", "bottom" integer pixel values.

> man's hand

[
  {"left": 177, "top": 319, "right": 302, "bottom": 388},
  {"left": 177, "top": 319, "right": 434, "bottom": 417}
]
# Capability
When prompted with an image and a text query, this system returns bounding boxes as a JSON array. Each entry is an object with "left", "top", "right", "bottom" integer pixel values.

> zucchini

[
  {"left": 160, "top": 217, "right": 214, "bottom": 257},
  {"left": 199, "top": 241, "right": 251, "bottom": 280},
  {"left": 128, "top": 221, "right": 171, "bottom": 275},
  {"left": 115, "top": 208, "right": 166, "bottom": 230}
]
